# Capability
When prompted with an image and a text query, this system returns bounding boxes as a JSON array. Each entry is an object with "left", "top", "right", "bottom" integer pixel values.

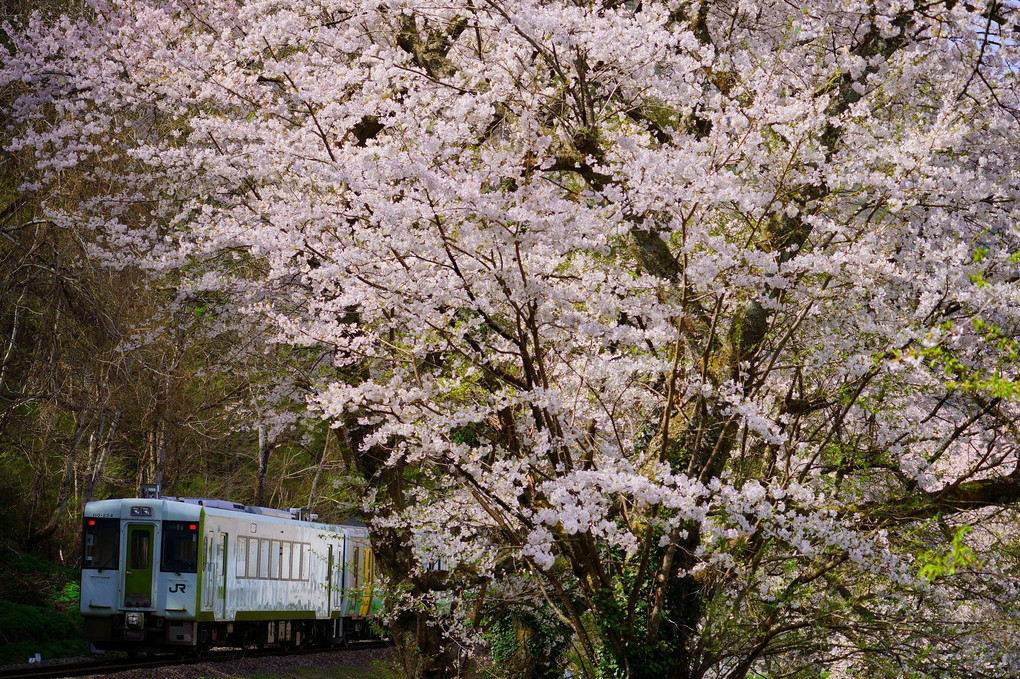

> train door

[
  {"left": 332, "top": 538, "right": 345, "bottom": 613},
  {"left": 203, "top": 532, "right": 214, "bottom": 611},
  {"left": 359, "top": 547, "right": 373, "bottom": 615},
  {"left": 123, "top": 523, "right": 155, "bottom": 608},
  {"left": 216, "top": 532, "right": 227, "bottom": 618},
  {"left": 202, "top": 530, "right": 227, "bottom": 617},
  {"left": 349, "top": 545, "right": 359, "bottom": 615},
  {"left": 326, "top": 545, "right": 334, "bottom": 617}
]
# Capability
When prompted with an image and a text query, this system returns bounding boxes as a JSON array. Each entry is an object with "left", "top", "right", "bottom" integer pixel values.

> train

[{"left": 80, "top": 489, "right": 382, "bottom": 653}]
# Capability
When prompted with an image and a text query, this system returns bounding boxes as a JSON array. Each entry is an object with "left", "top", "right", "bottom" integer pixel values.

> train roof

[
  {"left": 164, "top": 497, "right": 309, "bottom": 520},
  {"left": 83, "top": 497, "right": 369, "bottom": 533}
]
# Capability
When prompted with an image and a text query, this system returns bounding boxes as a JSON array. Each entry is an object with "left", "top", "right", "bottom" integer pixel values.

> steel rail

[{"left": 0, "top": 640, "right": 393, "bottom": 679}]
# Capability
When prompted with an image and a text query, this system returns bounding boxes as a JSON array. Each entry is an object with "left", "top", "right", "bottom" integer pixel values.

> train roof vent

[
  {"left": 165, "top": 497, "right": 246, "bottom": 511},
  {"left": 163, "top": 497, "right": 307, "bottom": 520},
  {"left": 244, "top": 506, "right": 293, "bottom": 519}
]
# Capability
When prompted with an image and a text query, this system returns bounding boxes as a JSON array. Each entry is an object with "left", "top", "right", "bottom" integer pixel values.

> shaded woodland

[{"left": 0, "top": 73, "right": 355, "bottom": 561}]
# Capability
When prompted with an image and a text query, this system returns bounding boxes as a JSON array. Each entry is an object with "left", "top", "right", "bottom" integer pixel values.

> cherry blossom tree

[{"left": 4, "top": 0, "right": 1020, "bottom": 676}]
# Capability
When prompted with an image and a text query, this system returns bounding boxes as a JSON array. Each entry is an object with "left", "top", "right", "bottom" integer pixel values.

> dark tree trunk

[
  {"left": 28, "top": 420, "right": 85, "bottom": 546},
  {"left": 84, "top": 409, "right": 119, "bottom": 504},
  {"left": 339, "top": 417, "right": 459, "bottom": 679},
  {"left": 254, "top": 423, "right": 273, "bottom": 506}
]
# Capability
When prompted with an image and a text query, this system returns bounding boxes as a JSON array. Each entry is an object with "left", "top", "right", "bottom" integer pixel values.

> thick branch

[{"left": 859, "top": 475, "right": 1020, "bottom": 527}]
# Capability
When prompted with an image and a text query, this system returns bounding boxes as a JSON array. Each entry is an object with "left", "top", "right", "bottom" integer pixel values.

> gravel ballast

[{"left": 72, "top": 646, "right": 397, "bottom": 679}]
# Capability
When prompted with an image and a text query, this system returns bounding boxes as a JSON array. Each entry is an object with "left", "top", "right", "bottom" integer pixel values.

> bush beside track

[{"left": 0, "top": 548, "right": 87, "bottom": 664}]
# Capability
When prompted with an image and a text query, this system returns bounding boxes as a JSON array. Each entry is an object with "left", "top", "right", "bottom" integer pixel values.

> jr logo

[{"left": 169, "top": 583, "right": 187, "bottom": 593}]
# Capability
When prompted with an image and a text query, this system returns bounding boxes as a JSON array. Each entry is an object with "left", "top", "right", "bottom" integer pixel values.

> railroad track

[{"left": 0, "top": 640, "right": 393, "bottom": 679}]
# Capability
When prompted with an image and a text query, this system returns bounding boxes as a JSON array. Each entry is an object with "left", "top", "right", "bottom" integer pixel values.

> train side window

[
  {"left": 280, "top": 542, "right": 291, "bottom": 580},
  {"left": 259, "top": 538, "right": 271, "bottom": 579},
  {"left": 236, "top": 537, "right": 247, "bottom": 578},
  {"left": 352, "top": 546, "right": 360, "bottom": 587},
  {"left": 269, "top": 540, "right": 279, "bottom": 579},
  {"left": 247, "top": 537, "right": 259, "bottom": 578},
  {"left": 160, "top": 522, "right": 198, "bottom": 573},
  {"left": 297, "top": 543, "right": 306, "bottom": 581},
  {"left": 83, "top": 518, "right": 119, "bottom": 570}
]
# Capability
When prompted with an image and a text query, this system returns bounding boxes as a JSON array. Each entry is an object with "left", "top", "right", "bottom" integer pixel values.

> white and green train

[{"left": 80, "top": 494, "right": 382, "bottom": 652}]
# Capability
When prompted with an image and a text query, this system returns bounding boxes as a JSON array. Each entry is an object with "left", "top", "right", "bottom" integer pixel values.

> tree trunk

[
  {"left": 0, "top": 288, "right": 26, "bottom": 401},
  {"left": 307, "top": 428, "right": 331, "bottom": 508},
  {"left": 84, "top": 409, "right": 120, "bottom": 503},
  {"left": 340, "top": 415, "right": 458, "bottom": 679},
  {"left": 374, "top": 522, "right": 458, "bottom": 679},
  {"left": 28, "top": 420, "right": 86, "bottom": 546},
  {"left": 136, "top": 422, "right": 166, "bottom": 494},
  {"left": 254, "top": 423, "right": 273, "bottom": 506}
]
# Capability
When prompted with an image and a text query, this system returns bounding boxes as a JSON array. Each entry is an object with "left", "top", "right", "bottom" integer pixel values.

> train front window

[
  {"left": 83, "top": 518, "right": 119, "bottom": 570},
  {"left": 129, "top": 530, "right": 150, "bottom": 569},
  {"left": 161, "top": 521, "right": 199, "bottom": 573}
]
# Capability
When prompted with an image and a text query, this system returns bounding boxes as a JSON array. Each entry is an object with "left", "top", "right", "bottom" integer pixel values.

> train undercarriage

[{"left": 84, "top": 615, "right": 372, "bottom": 654}]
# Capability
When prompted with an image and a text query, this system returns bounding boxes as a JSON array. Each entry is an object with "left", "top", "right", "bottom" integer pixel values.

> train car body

[{"left": 80, "top": 496, "right": 381, "bottom": 651}]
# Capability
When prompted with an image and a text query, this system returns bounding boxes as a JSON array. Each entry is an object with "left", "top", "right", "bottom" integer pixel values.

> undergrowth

[{"left": 0, "top": 547, "right": 86, "bottom": 663}]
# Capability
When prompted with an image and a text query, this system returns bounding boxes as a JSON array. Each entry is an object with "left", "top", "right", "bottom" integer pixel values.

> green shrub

[
  {"left": 0, "top": 638, "right": 88, "bottom": 664},
  {"left": 0, "top": 601, "right": 81, "bottom": 644},
  {"left": 0, "top": 548, "right": 86, "bottom": 662}
]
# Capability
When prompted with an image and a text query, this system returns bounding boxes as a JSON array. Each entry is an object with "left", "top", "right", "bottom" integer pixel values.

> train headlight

[{"left": 125, "top": 612, "right": 145, "bottom": 629}]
